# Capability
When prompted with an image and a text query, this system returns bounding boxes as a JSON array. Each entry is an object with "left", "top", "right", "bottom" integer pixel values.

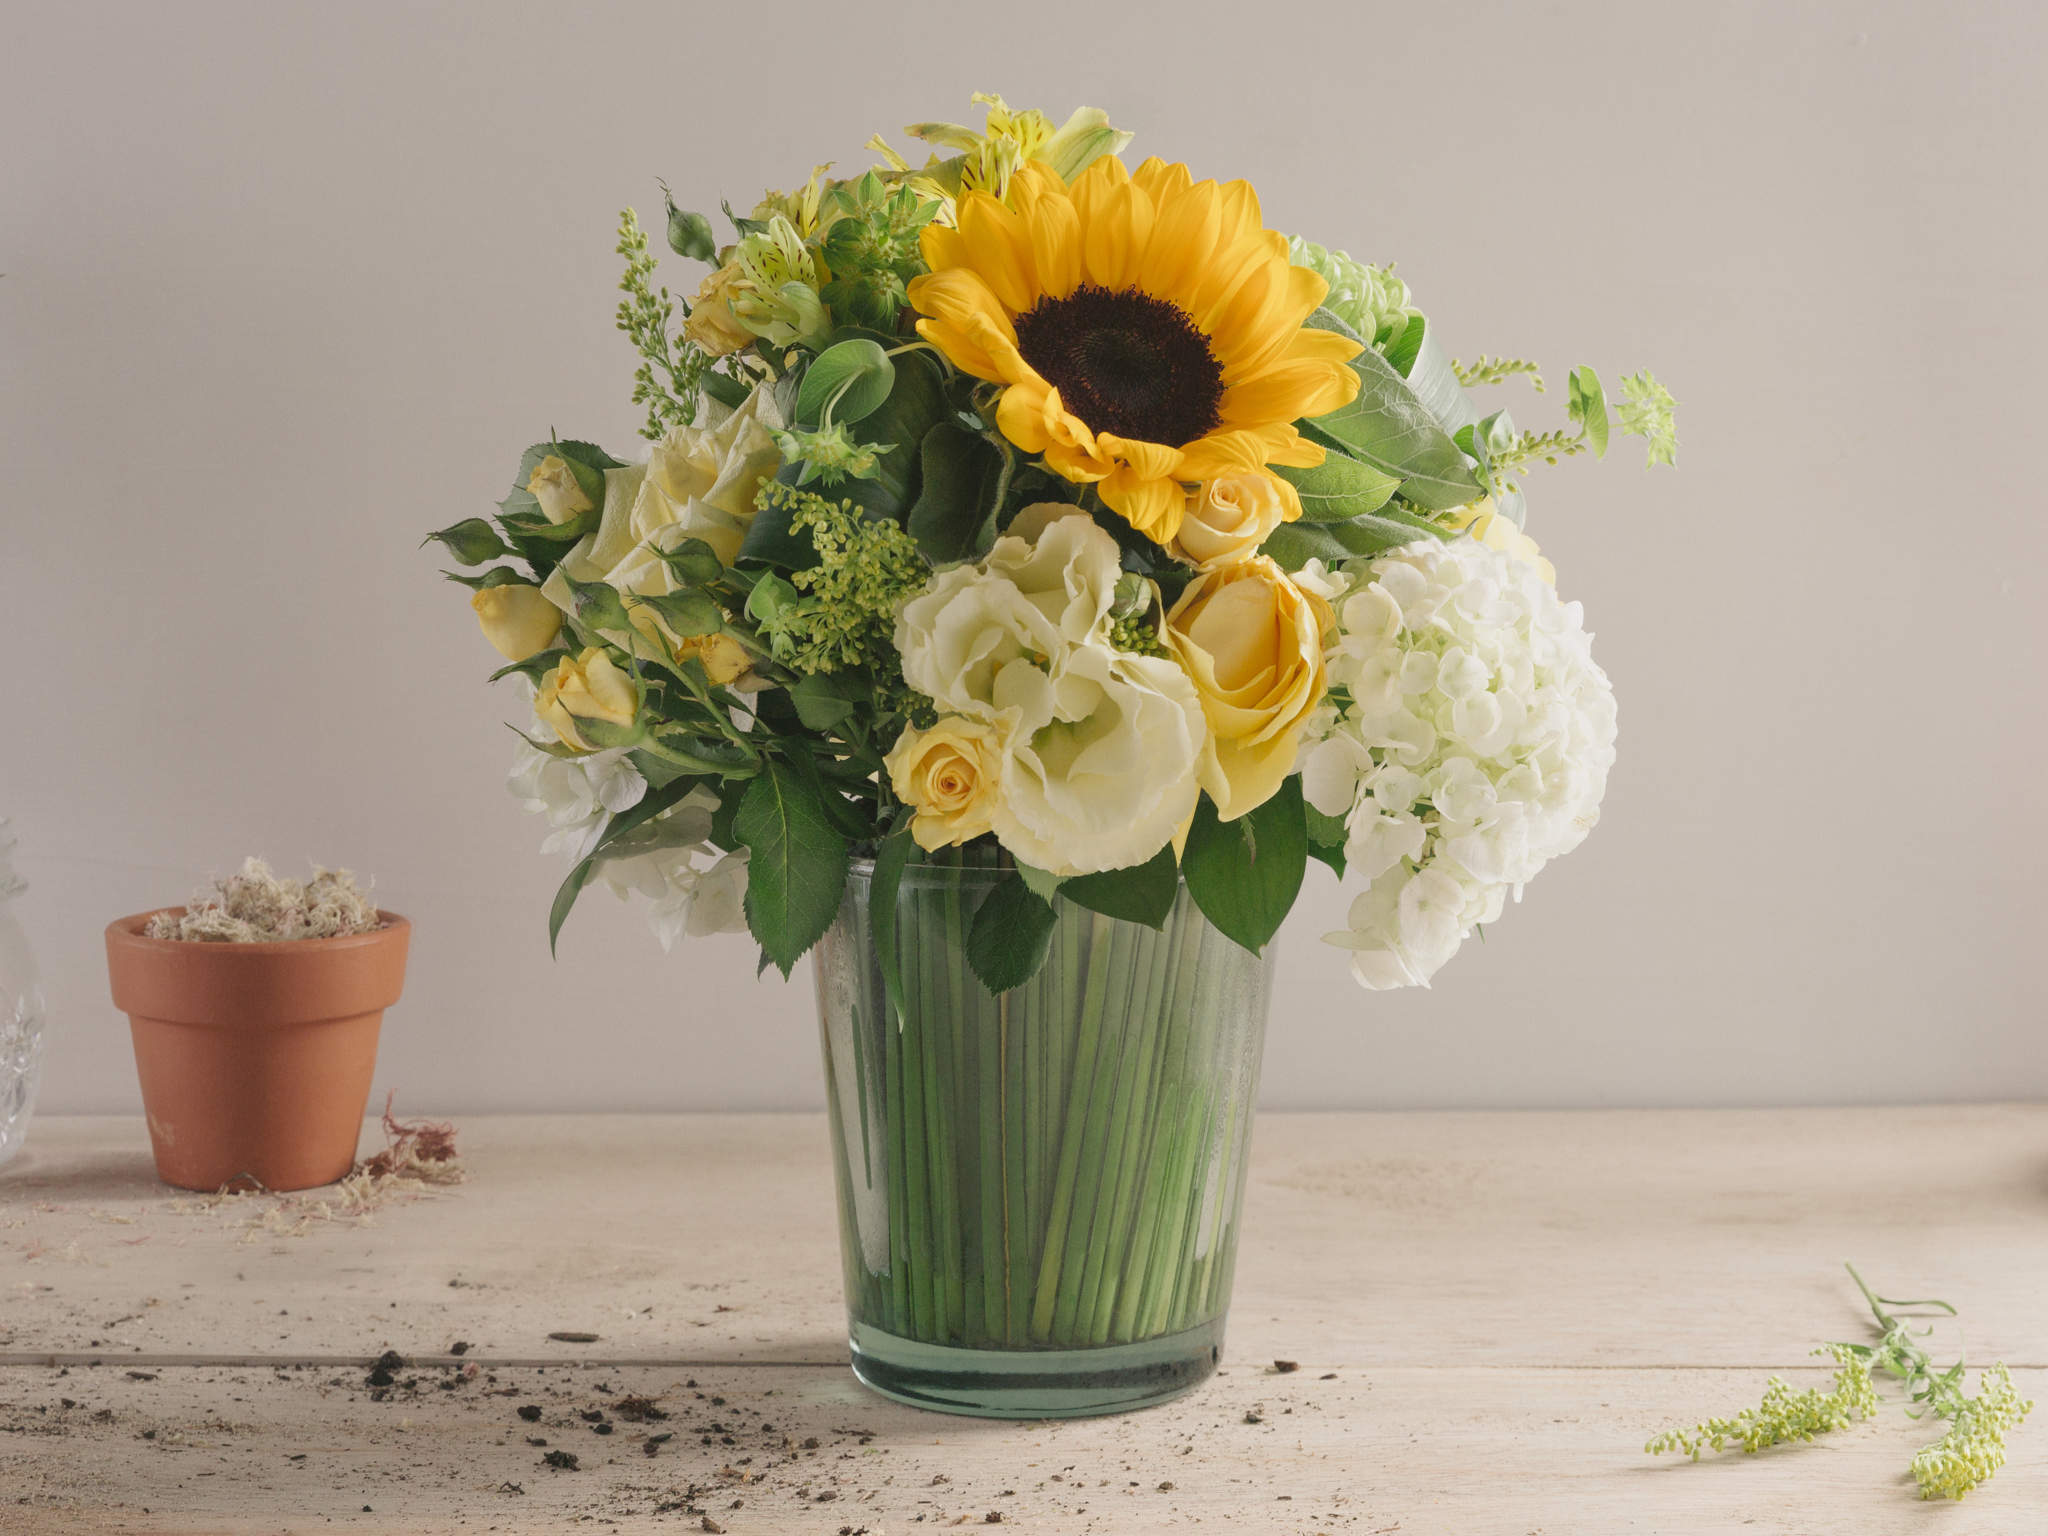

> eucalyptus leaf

[
  {"left": 796, "top": 338, "right": 896, "bottom": 427},
  {"left": 1261, "top": 504, "right": 1449, "bottom": 570},
  {"left": 1302, "top": 348, "right": 1482, "bottom": 511}
]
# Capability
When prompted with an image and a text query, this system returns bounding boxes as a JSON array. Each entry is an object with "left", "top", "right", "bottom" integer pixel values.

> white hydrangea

[
  {"left": 1297, "top": 536, "right": 1617, "bottom": 989},
  {"left": 506, "top": 738, "right": 749, "bottom": 951}
]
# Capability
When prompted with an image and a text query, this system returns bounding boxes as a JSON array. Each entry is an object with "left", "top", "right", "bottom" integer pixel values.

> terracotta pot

[{"left": 105, "top": 910, "right": 410, "bottom": 1192}]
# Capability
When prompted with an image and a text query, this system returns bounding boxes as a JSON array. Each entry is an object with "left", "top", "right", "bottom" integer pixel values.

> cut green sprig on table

[{"left": 1646, "top": 1263, "right": 2034, "bottom": 1502}]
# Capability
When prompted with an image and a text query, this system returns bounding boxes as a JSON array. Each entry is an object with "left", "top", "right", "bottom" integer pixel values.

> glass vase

[
  {"left": 0, "top": 821, "right": 48, "bottom": 1168},
  {"left": 811, "top": 857, "right": 1273, "bottom": 1418}
]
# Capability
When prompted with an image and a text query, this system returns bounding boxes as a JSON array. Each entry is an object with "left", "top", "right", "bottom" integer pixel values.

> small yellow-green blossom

[
  {"left": 773, "top": 421, "right": 890, "bottom": 487},
  {"left": 1616, "top": 369, "right": 1680, "bottom": 467},
  {"left": 1912, "top": 1365, "right": 2034, "bottom": 1501},
  {"left": 1109, "top": 612, "right": 1167, "bottom": 657},
  {"left": 754, "top": 484, "right": 928, "bottom": 674},
  {"left": 615, "top": 207, "right": 710, "bottom": 439},
  {"left": 1453, "top": 354, "right": 1547, "bottom": 392},
  {"left": 1646, "top": 1346, "right": 1880, "bottom": 1460}
]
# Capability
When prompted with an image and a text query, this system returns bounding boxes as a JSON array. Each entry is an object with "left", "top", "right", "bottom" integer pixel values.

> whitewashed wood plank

[
  {"left": 3, "top": 1108, "right": 2044, "bottom": 1370},
  {"left": 3, "top": 1361, "right": 2040, "bottom": 1535}
]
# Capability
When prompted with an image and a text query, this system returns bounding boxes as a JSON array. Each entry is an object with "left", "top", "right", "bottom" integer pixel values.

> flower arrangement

[{"left": 428, "top": 95, "right": 1676, "bottom": 992}]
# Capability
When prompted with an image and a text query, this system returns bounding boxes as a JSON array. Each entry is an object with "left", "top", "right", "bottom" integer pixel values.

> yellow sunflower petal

[
  {"left": 1220, "top": 358, "right": 1360, "bottom": 430},
  {"left": 1138, "top": 177, "right": 1223, "bottom": 302},
  {"left": 907, "top": 269, "right": 1017, "bottom": 380},
  {"left": 955, "top": 191, "right": 1038, "bottom": 313},
  {"left": 1100, "top": 463, "right": 1185, "bottom": 541},
  {"left": 1131, "top": 156, "right": 1193, "bottom": 203},
  {"left": 1176, "top": 428, "right": 1277, "bottom": 478},
  {"left": 1096, "top": 435, "right": 1185, "bottom": 482},
  {"left": 1010, "top": 163, "right": 1082, "bottom": 301}
]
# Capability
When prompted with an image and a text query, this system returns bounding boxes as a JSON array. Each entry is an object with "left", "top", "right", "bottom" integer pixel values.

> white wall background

[{"left": 5, "top": 0, "right": 2042, "bottom": 1115}]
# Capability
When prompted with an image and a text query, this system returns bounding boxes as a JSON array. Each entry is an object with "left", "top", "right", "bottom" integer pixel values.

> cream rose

[
  {"left": 471, "top": 582, "right": 562, "bottom": 662},
  {"left": 540, "top": 385, "right": 783, "bottom": 662},
  {"left": 885, "top": 717, "right": 1005, "bottom": 851},
  {"left": 1168, "top": 470, "right": 1300, "bottom": 571},
  {"left": 1166, "top": 554, "right": 1333, "bottom": 820},
  {"left": 534, "top": 647, "right": 640, "bottom": 752},
  {"left": 527, "top": 454, "right": 594, "bottom": 525},
  {"left": 683, "top": 260, "right": 755, "bottom": 356}
]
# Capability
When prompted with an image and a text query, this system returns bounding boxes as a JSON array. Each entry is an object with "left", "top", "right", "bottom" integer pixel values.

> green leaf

[
  {"left": 1261, "top": 504, "right": 1449, "bottom": 570},
  {"left": 907, "top": 420, "right": 1005, "bottom": 562},
  {"left": 1569, "top": 365, "right": 1610, "bottom": 460},
  {"left": 1275, "top": 454, "right": 1402, "bottom": 523},
  {"left": 1300, "top": 348, "right": 1483, "bottom": 511},
  {"left": 796, "top": 338, "right": 895, "bottom": 427},
  {"left": 701, "top": 370, "right": 749, "bottom": 410},
  {"left": 869, "top": 817, "right": 915, "bottom": 1016},
  {"left": 1014, "top": 862, "right": 1065, "bottom": 905},
  {"left": 1181, "top": 778, "right": 1307, "bottom": 954},
  {"left": 1380, "top": 313, "right": 1424, "bottom": 377},
  {"left": 839, "top": 342, "right": 946, "bottom": 519},
  {"left": 790, "top": 670, "right": 862, "bottom": 731},
  {"left": 1405, "top": 327, "right": 1481, "bottom": 435},
  {"left": 1302, "top": 305, "right": 1366, "bottom": 344},
  {"left": 735, "top": 760, "right": 850, "bottom": 977},
  {"left": 1060, "top": 843, "right": 1179, "bottom": 929},
  {"left": 424, "top": 517, "right": 510, "bottom": 565},
  {"left": 444, "top": 564, "right": 529, "bottom": 592},
  {"left": 547, "top": 775, "right": 704, "bottom": 955},
  {"left": 965, "top": 873, "right": 1058, "bottom": 994},
  {"left": 1304, "top": 802, "right": 1348, "bottom": 879}
]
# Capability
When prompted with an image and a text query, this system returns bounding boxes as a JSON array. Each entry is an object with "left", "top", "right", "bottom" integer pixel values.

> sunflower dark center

[{"left": 1012, "top": 284, "right": 1224, "bottom": 446}]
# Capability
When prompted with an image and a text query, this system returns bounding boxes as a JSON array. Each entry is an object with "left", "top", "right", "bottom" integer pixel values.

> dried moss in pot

[{"left": 144, "top": 858, "right": 384, "bottom": 943}]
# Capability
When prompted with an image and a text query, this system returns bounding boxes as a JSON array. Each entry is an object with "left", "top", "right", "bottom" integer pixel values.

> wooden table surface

[{"left": 1, "top": 1108, "right": 2042, "bottom": 1534}]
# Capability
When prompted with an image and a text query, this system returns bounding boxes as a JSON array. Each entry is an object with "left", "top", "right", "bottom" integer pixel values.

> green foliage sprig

[
  {"left": 1452, "top": 354, "right": 1546, "bottom": 392},
  {"left": 817, "top": 171, "right": 941, "bottom": 332},
  {"left": 615, "top": 207, "right": 711, "bottom": 440},
  {"left": 1647, "top": 1264, "right": 2034, "bottom": 1502},
  {"left": 747, "top": 483, "right": 929, "bottom": 675}
]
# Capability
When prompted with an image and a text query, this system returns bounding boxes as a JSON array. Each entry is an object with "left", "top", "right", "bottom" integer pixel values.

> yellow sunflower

[{"left": 906, "top": 156, "right": 1363, "bottom": 544}]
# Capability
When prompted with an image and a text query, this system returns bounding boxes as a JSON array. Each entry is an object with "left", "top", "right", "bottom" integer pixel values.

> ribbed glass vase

[{"left": 811, "top": 857, "right": 1273, "bottom": 1418}]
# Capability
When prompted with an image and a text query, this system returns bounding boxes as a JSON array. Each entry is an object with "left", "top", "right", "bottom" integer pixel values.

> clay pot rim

[{"left": 106, "top": 909, "right": 411, "bottom": 956}]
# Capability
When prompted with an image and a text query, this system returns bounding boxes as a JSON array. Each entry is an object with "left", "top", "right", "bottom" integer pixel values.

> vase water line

[{"left": 812, "top": 859, "right": 1274, "bottom": 1417}]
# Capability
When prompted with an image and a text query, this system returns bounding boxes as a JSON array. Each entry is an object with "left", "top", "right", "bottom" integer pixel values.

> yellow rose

[
  {"left": 1443, "top": 498, "right": 1555, "bottom": 584},
  {"left": 884, "top": 717, "right": 1005, "bottom": 851},
  {"left": 674, "top": 631, "right": 751, "bottom": 687},
  {"left": 534, "top": 647, "right": 640, "bottom": 752},
  {"left": 527, "top": 454, "right": 594, "bottom": 525},
  {"left": 683, "top": 261, "right": 754, "bottom": 357},
  {"left": 470, "top": 582, "right": 562, "bottom": 662},
  {"left": 1166, "top": 555, "right": 1333, "bottom": 821},
  {"left": 1168, "top": 469, "right": 1301, "bottom": 571}
]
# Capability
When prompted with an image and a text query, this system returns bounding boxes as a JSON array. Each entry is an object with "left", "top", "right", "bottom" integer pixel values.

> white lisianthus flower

[
  {"left": 894, "top": 508, "right": 1205, "bottom": 876},
  {"left": 1298, "top": 537, "right": 1616, "bottom": 990},
  {"left": 505, "top": 735, "right": 749, "bottom": 949}
]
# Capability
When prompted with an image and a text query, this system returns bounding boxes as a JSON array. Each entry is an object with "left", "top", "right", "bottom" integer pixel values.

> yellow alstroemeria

[{"left": 869, "top": 93, "right": 1131, "bottom": 215}]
